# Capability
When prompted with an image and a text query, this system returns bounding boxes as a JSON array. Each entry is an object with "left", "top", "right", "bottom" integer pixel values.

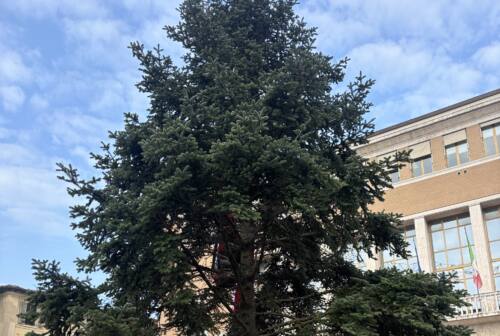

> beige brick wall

[
  {"left": 373, "top": 158, "right": 500, "bottom": 216},
  {"left": 431, "top": 136, "right": 446, "bottom": 171},
  {"left": 467, "top": 124, "right": 484, "bottom": 161}
]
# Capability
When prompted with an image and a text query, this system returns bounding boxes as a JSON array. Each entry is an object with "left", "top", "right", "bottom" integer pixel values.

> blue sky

[{"left": 1, "top": 0, "right": 499, "bottom": 288}]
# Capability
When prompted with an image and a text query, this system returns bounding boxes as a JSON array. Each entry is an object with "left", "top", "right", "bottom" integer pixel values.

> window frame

[
  {"left": 445, "top": 140, "right": 469, "bottom": 167},
  {"left": 388, "top": 169, "right": 400, "bottom": 184},
  {"left": 484, "top": 207, "right": 500, "bottom": 291},
  {"left": 383, "top": 225, "right": 419, "bottom": 271},
  {"left": 430, "top": 214, "right": 476, "bottom": 293},
  {"left": 482, "top": 123, "right": 500, "bottom": 156},
  {"left": 18, "top": 300, "right": 36, "bottom": 326},
  {"left": 411, "top": 155, "right": 432, "bottom": 177}
]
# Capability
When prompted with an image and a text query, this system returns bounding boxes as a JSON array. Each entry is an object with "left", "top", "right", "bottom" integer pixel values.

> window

[
  {"left": 18, "top": 300, "right": 36, "bottom": 326},
  {"left": 409, "top": 142, "right": 431, "bottom": 177},
  {"left": 388, "top": 169, "right": 400, "bottom": 183},
  {"left": 346, "top": 249, "right": 367, "bottom": 271},
  {"left": 482, "top": 124, "right": 500, "bottom": 156},
  {"left": 378, "top": 152, "right": 400, "bottom": 184},
  {"left": 485, "top": 207, "right": 500, "bottom": 290},
  {"left": 412, "top": 155, "right": 432, "bottom": 177},
  {"left": 383, "top": 225, "right": 420, "bottom": 272},
  {"left": 445, "top": 141, "right": 469, "bottom": 167},
  {"left": 431, "top": 215, "right": 476, "bottom": 293}
]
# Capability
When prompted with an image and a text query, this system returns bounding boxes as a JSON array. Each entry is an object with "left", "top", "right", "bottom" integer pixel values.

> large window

[
  {"left": 485, "top": 207, "right": 500, "bottom": 290},
  {"left": 346, "top": 249, "right": 368, "bottom": 271},
  {"left": 412, "top": 155, "right": 432, "bottom": 177},
  {"left": 431, "top": 215, "right": 476, "bottom": 293},
  {"left": 18, "top": 300, "right": 36, "bottom": 326},
  {"left": 445, "top": 141, "right": 469, "bottom": 167},
  {"left": 383, "top": 225, "right": 420, "bottom": 272},
  {"left": 482, "top": 124, "right": 500, "bottom": 156}
]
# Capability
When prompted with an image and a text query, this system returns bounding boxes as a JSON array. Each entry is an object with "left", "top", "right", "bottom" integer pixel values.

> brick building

[{"left": 357, "top": 89, "right": 500, "bottom": 335}]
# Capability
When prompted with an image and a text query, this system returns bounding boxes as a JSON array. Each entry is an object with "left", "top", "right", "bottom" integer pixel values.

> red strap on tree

[{"left": 233, "top": 287, "right": 241, "bottom": 312}]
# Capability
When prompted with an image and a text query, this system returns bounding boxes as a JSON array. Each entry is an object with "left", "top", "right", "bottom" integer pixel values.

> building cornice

[{"left": 369, "top": 88, "right": 500, "bottom": 143}]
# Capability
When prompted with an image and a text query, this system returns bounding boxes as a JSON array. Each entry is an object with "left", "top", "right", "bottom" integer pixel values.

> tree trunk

[{"left": 235, "top": 246, "right": 257, "bottom": 336}]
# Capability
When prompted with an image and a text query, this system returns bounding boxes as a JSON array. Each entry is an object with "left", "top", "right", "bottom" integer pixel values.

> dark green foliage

[
  {"left": 47, "top": 0, "right": 471, "bottom": 335},
  {"left": 326, "top": 269, "right": 472, "bottom": 336},
  {"left": 26, "top": 260, "right": 156, "bottom": 336},
  {"left": 26, "top": 260, "right": 99, "bottom": 336}
]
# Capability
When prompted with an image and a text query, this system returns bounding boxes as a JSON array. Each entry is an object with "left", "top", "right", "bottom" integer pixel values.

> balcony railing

[{"left": 449, "top": 291, "right": 500, "bottom": 321}]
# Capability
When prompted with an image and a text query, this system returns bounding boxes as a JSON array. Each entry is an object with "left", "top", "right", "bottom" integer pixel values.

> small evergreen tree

[
  {"left": 25, "top": 260, "right": 157, "bottom": 336},
  {"left": 46, "top": 0, "right": 472, "bottom": 335}
]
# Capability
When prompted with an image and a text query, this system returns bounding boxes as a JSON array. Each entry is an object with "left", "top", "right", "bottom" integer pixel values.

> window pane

[
  {"left": 458, "top": 216, "right": 471, "bottom": 226},
  {"left": 447, "top": 249, "right": 462, "bottom": 267},
  {"left": 432, "top": 231, "right": 445, "bottom": 251},
  {"left": 446, "top": 146, "right": 457, "bottom": 167},
  {"left": 496, "top": 125, "right": 500, "bottom": 151},
  {"left": 466, "top": 278, "right": 476, "bottom": 294},
  {"left": 443, "top": 219, "right": 456, "bottom": 229},
  {"left": 485, "top": 208, "right": 500, "bottom": 221},
  {"left": 423, "top": 156, "right": 432, "bottom": 174},
  {"left": 396, "top": 260, "right": 407, "bottom": 271},
  {"left": 454, "top": 281, "right": 465, "bottom": 291},
  {"left": 492, "top": 261, "right": 500, "bottom": 275},
  {"left": 408, "top": 258, "right": 419, "bottom": 272},
  {"left": 458, "top": 143, "right": 469, "bottom": 164},
  {"left": 407, "top": 238, "right": 416, "bottom": 255},
  {"left": 487, "top": 218, "right": 500, "bottom": 241},
  {"left": 495, "top": 276, "right": 500, "bottom": 291},
  {"left": 383, "top": 249, "right": 392, "bottom": 261},
  {"left": 461, "top": 225, "right": 474, "bottom": 245},
  {"left": 412, "top": 160, "right": 422, "bottom": 177},
  {"left": 483, "top": 127, "right": 496, "bottom": 155},
  {"left": 389, "top": 170, "right": 399, "bottom": 183},
  {"left": 483, "top": 127, "right": 493, "bottom": 138},
  {"left": 490, "top": 240, "right": 500, "bottom": 259},
  {"left": 445, "top": 229, "right": 460, "bottom": 249},
  {"left": 431, "top": 223, "right": 442, "bottom": 232},
  {"left": 462, "top": 247, "right": 471, "bottom": 264},
  {"left": 434, "top": 252, "right": 446, "bottom": 269}
]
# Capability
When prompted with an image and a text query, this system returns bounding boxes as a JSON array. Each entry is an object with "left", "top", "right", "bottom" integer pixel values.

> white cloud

[
  {"left": 0, "top": 0, "right": 107, "bottom": 19},
  {"left": 0, "top": 141, "right": 73, "bottom": 237},
  {"left": 44, "top": 111, "right": 119, "bottom": 147},
  {"left": 346, "top": 41, "right": 434, "bottom": 93},
  {"left": 29, "top": 94, "right": 49, "bottom": 110},
  {"left": 296, "top": 0, "right": 500, "bottom": 128},
  {"left": 0, "top": 143, "right": 35, "bottom": 165},
  {"left": 1, "top": 207, "right": 72, "bottom": 237},
  {"left": 473, "top": 42, "right": 500, "bottom": 71},
  {"left": 0, "top": 128, "right": 13, "bottom": 139},
  {"left": 64, "top": 18, "right": 126, "bottom": 44},
  {"left": 0, "top": 50, "right": 32, "bottom": 83},
  {"left": 0, "top": 165, "right": 69, "bottom": 211},
  {"left": 300, "top": 0, "right": 500, "bottom": 55},
  {"left": 0, "top": 85, "right": 25, "bottom": 112}
]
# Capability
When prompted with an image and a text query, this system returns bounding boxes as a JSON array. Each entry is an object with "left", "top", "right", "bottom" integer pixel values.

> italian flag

[{"left": 464, "top": 228, "right": 483, "bottom": 290}]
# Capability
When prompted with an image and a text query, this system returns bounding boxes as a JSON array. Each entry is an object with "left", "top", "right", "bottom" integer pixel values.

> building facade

[
  {"left": 357, "top": 89, "right": 500, "bottom": 335},
  {"left": 0, "top": 285, "right": 45, "bottom": 336}
]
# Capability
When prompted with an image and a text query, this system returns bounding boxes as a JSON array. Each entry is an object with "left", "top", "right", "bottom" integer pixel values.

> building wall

[
  {"left": 0, "top": 291, "right": 45, "bottom": 336},
  {"left": 357, "top": 91, "right": 500, "bottom": 334},
  {"left": 471, "top": 322, "right": 500, "bottom": 336},
  {"left": 371, "top": 157, "right": 500, "bottom": 216}
]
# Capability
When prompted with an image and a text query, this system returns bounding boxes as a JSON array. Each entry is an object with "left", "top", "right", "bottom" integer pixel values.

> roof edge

[
  {"left": 370, "top": 88, "right": 500, "bottom": 137},
  {"left": 0, "top": 285, "right": 32, "bottom": 295}
]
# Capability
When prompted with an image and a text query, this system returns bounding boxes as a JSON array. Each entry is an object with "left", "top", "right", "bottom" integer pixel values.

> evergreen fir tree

[{"left": 46, "top": 0, "right": 472, "bottom": 335}]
